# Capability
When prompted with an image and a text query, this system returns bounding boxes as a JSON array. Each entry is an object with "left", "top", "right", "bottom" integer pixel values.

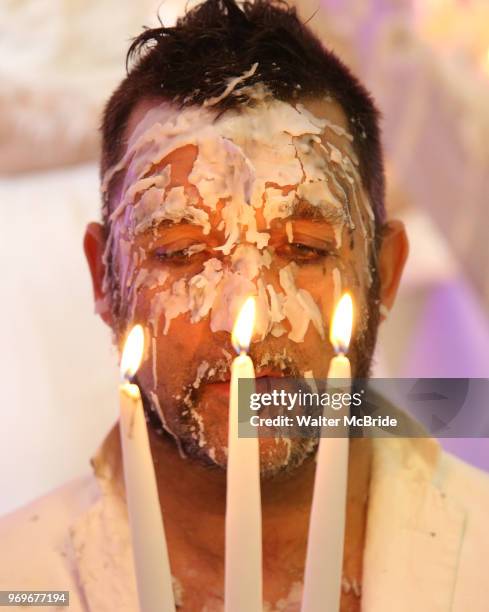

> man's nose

[{"left": 221, "top": 243, "right": 280, "bottom": 286}]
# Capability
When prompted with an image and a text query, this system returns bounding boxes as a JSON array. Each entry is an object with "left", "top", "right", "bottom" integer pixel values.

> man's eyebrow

[
  {"left": 158, "top": 219, "right": 192, "bottom": 227},
  {"left": 289, "top": 200, "right": 344, "bottom": 224},
  {"left": 138, "top": 218, "right": 193, "bottom": 236}
]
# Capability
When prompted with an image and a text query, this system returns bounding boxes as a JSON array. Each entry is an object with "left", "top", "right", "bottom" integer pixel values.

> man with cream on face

[{"left": 1, "top": 0, "right": 489, "bottom": 610}]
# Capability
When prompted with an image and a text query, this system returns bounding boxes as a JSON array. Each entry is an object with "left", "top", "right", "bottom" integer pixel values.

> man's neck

[{"left": 148, "top": 429, "right": 372, "bottom": 609}]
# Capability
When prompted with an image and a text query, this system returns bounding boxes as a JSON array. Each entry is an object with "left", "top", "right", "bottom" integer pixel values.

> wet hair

[{"left": 100, "top": 0, "right": 385, "bottom": 228}]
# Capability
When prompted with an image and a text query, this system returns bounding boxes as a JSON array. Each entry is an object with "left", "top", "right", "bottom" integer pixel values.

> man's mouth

[
  {"left": 207, "top": 380, "right": 231, "bottom": 398},
  {"left": 256, "top": 369, "right": 287, "bottom": 379},
  {"left": 205, "top": 369, "right": 286, "bottom": 399}
]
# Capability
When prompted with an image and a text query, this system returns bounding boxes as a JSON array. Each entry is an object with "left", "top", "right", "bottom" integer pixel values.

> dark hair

[{"left": 101, "top": 0, "right": 385, "bottom": 229}]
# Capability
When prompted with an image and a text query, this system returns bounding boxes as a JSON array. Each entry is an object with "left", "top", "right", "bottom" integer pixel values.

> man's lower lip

[
  {"left": 209, "top": 381, "right": 230, "bottom": 397},
  {"left": 207, "top": 375, "right": 280, "bottom": 397}
]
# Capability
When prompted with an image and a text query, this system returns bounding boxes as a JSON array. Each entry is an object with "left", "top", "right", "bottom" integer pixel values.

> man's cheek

[
  {"left": 295, "top": 263, "right": 340, "bottom": 317},
  {"left": 195, "top": 387, "right": 230, "bottom": 454},
  {"left": 129, "top": 279, "right": 180, "bottom": 336},
  {"left": 295, "top": 259, "right": 367, "bottom": 341},
  {"left": 137, "top": 336, "right": 183, "bottom": 392}
]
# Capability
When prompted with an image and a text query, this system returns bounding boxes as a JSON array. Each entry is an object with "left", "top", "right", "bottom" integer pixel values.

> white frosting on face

[
  {"left": 203, "top": 62, "right": 259, "bottom": 107},
  {"left": 136, "top": 183, "right": 211, "bottom": 236},
  {"left": 332, "top": 266, "right": 342, "bottom": 305},
  {"left": 262, "top": 187, "right": 296, "bottom": 228},
  {"left": 279, "top": 263, "right": 325, "bottom": 343},
  {"left": 285, "top": 220, "right": 294, "bottom": 243},
  {"left": 102, "top": 86, "right": 375, "bottom": 345}
]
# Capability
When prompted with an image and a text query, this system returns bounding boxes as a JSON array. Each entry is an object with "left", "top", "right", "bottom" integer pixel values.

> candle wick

[
  {"left": 334, "top": 342, "right": 348, "bottom": 356},
  {"left": 121, "top": 371, "right": 136, "bottom": 385}
]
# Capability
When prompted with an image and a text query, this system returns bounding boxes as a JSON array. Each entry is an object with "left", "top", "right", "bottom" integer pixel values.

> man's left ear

[
  {"left": 83, "top": 222, "right": 113, "bottom": 327},
  {"left": 377, "top": 220, "right": 409, "bottom": 322}
]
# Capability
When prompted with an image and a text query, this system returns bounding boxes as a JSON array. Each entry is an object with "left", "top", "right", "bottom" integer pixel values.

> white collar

[
  {"left": 362, "top": 435, "right": 466, "bottom": 611},
  {"left": 69, "top": 420, "right": 466, "bottom": 611}
]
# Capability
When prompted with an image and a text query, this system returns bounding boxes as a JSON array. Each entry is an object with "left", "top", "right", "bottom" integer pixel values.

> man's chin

[
  {"left": 178, "top": 434, "right": 318, "bottom": 480},
  {"left": 258, "top": 437, "right": 318, "bottom": 479},
  {"left": 146, "top": 386, "right": 318, "bottom": 477}
]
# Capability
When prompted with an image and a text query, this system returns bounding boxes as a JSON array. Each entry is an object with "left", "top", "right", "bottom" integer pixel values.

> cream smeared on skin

[
  {"left": 285, "top": 220, "right": 294, "bottom": 243},
  {"left": 203, "top": 62, "right": 259, "bottom": 107},
  {"left": 104, "top": 84, "right": 376, "bottom": 462},
  {"left": 332, "top": 267, "right": 342, "bottom": 305},
  {"left": 102, "top": 86, "right": 374, "bottom": 345},
  {"left": 279, "top": 263, "right": 325, "bottom": 343},
  {"left": 149, "top": 391, "right": 187, "bottom": 458}
]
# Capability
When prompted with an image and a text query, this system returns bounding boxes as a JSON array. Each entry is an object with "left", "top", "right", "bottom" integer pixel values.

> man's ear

[
  {"left": 377, "top": 220, "right": 409, "bottom": 322},
  {"left": 83, "top": 222, "right": 113, "bottom": 327}
]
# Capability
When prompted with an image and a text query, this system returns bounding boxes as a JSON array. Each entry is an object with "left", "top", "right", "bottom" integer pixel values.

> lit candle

[
  {"left": 301, "top": 293, "right": 353, "bottom": 612},
  {"left": 119, "top": 325, "right": 176, "bottom": 612},
  {"left": 225, "top": 297, "right": 262, "bottom": 612}
]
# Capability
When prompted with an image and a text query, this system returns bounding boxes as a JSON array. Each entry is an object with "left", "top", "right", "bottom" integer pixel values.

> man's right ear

[{"left": 83, "top": 222, "right": 113, "bottom": 327}]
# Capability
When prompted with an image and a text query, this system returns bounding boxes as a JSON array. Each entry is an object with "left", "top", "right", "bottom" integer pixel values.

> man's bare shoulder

[{"left": 0, "top": 475, "right": 100, "bottom": 590}]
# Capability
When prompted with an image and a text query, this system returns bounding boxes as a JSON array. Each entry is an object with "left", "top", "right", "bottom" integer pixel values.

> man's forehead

[
  {"left": 103, "top": 92, "right": 376, "bottom": 337},
  {"left": 125, "top": 97, "right": 171, "bottom": 147},
  {"left": 112, "top": 94, "right": 358, "bottom": 219},
  {"left": 123, "top": 95, "right": 352, "bottom": 160},
  {"left": 103, "top": 90, "right": 374, "bottom": 261}
]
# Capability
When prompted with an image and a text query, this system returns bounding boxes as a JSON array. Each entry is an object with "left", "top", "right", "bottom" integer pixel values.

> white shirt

[{"left": 1, "top": 421, "right": 488, "bottom": 611}]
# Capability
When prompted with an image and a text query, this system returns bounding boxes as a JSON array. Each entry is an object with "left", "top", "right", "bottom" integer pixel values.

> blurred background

[{"left": 1, "top": 0, "right": 488, "bottom": 516}]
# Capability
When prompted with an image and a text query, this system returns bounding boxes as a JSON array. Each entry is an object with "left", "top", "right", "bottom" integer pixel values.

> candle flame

[
  {"left": 120, "top": 324, "right": 145, "bottom": 380},
  {"left": 330, "top": 292, "right": 353, "bottom": 354},
  {"left": 231, "top": 296, "right": 256, "bottom": 354}
]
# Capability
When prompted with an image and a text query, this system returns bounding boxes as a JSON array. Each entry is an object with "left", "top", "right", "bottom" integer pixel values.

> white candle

[
  {"left": 225, "top": 297, "right": 262, "bottom": 612},
  {"left": 301, "top": 293, "right": 353, "bottom": 612},
  {"left": 119, "top": 325, "right": 176, "bottom": 612}
]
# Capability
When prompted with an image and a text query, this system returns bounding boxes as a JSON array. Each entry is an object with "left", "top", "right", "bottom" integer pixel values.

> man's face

[{"left": 103, "top": 92, "right": 380, "bottom": 476}]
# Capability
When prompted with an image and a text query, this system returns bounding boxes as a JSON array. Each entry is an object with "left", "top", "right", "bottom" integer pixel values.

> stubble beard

[{"left": 141, "top": 274, "right": 381, "bottom": 480}]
